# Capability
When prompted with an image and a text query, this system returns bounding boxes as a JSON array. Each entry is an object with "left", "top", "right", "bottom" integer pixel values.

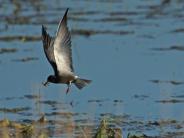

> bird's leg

[
  {"left": 66, "top": 81, "right": 72, "bottom": 94},
  {"left": 42, "top": 81, "right": 49, "bottom": 87}
]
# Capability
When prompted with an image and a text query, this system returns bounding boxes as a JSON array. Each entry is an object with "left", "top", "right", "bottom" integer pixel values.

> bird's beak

[{"left": 42, "top": 81, "right": 49, "bottom": 87}]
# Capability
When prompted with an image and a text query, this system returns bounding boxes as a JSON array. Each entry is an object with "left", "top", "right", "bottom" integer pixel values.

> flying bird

[{"left": 42, "top": 8, "right": 91, "bottom": 93}]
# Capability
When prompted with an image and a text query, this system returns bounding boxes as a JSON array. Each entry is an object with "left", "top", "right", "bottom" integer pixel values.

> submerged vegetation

[{"left": 94, "top": 119, "right": 122, "bottom": 138}]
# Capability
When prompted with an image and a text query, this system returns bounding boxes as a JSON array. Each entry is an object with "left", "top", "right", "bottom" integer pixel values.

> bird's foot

[
  {"left": 42, "top": 81, "right": 49, "bottom": 87},
  {"left": 66, "top": 81, "right": 72, "bottom": 94},
  {"left": 66, "top": 86, "right": 70, "bottom": 94}
]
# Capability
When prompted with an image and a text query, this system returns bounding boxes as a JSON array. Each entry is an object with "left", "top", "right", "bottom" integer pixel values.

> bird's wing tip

[
  {"left": 42, "top": 25, "right": 46, "bottom": 32},
  {"left": 42, "top": 25, "right": 45, "bottom": 29},
  {"left": 55, "top": 8, "right": 69, "bottom": 36},
  {"left": 42, "top": 25, "right": 46, "bottom": 35},
  {"left": 66, "top": 8, "right": 69, "bottom": 14},
  {"left": 63, "top": 8, "right": 69, "bottom": 20}
]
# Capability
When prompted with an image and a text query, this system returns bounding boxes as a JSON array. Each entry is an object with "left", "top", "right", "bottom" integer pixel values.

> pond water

[{"left": 1, "top": 0, "right": 184, "bottom": 137}]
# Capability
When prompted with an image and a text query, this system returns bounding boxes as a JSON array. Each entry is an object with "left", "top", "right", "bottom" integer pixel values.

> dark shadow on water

[
  {"left": 93, "top": 17, "right": 129, "bottom": 22},
  {"left": 0, "top": 96, "right": 24, "bottom": 101},
  {"left": 24, "top": 94, "right": 41, "bottom": 100},
  {"left": 0, "top": 28, "right": 133, "bottom": 42},
  {"left": 0, "top": 107, "right": 30, "bottom": 114},
  {"left": 155, "top": 99, "right": 184, "bottom": 103},
  {"left": 71, "top": 29, "right": 134, "bottom": 37},
  {"left": 133, "top": 94, "right": 149, "bottom": 100},
  {"left": 150, "top": 80, "right": 184, "bottom": 85},
  {"left": 171, "top": 95, "right": 184, "bottom": 98},
  {"left": 151, "top": 45, "right": 184, "bottom": 52},
  {"left": 171, "top": 28, "right": 184, "bottom": 33},
  {"left": 0, "top": 48, "right": 17, "bottom": 54},
  {"left": 11, "top": 57, "right": 39, "bottom": 62},
  {"left": 0, "top": 36, "right": 41, "bottom": 42}
]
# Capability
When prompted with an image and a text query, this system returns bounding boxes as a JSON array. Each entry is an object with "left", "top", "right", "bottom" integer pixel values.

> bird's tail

[{"left": 74, "top": 78, "right": 92, "bottom": 90}]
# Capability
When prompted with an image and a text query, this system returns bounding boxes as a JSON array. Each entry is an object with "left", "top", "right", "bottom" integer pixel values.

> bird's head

[
  {"left": 43, "top": 75, "right": 57, "bottom": 86},
  {"left": 48, "top": 75, "right": 57, "bottom": 82}
]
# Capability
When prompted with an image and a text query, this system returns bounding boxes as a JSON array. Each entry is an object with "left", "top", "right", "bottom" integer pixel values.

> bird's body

[{"left": 42, "top": 8, "right": 91, "bottom": 93}]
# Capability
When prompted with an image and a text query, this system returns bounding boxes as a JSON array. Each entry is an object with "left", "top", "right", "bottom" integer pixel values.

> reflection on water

[{"left": 1, "top": 0, "right": 184, "bottom": 137}]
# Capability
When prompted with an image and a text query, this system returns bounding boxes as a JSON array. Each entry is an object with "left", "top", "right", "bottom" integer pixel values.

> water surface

[{"left": 1, "top": 0, "right": 184, "bottom": 137}]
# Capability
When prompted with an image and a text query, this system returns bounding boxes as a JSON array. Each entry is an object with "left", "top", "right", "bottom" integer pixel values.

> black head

[
  {"left": 47, "top": 75, "right": 57, "bottom": 83},
  {"left": 43, "top": 75, "right": 57, "bottom": 86}
]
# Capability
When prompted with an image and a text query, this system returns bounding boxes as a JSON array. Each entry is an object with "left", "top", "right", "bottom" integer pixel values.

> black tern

[{"left": 42, "top": 8, "right": 91, "bottom": 93}]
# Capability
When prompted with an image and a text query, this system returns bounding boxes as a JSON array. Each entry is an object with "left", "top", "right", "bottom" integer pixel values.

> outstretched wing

[
  {"left": 53, "top": 8, "right": 74, "bottom": 76},
  {"left": 42, "top": 25, "right": 58, "bottom": 76}
]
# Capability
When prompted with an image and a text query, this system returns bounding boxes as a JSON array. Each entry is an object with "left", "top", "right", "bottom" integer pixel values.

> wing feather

[
  {"left": 53, "top": 8, "right": 74, "bottom": 76},
  {"left": 42, "top": 25, "right": 58, "bottom": 76}
]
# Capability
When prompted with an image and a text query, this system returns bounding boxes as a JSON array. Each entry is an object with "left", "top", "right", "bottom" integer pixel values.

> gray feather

[
  {"left": 54, "top": 8, "right": 74, "bottom": 75},
  {"left": 42, "top": 25, "right": 58, "bottom": 76}
]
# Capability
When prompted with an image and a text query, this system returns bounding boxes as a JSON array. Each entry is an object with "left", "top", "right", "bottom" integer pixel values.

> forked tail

[{"left": 74, "top": 78, "right": 92, "bottom": 90}]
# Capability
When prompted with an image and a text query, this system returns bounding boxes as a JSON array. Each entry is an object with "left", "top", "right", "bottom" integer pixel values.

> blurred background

[{"left": 1, "top": 0, "right": 184, "bottom": 137}]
